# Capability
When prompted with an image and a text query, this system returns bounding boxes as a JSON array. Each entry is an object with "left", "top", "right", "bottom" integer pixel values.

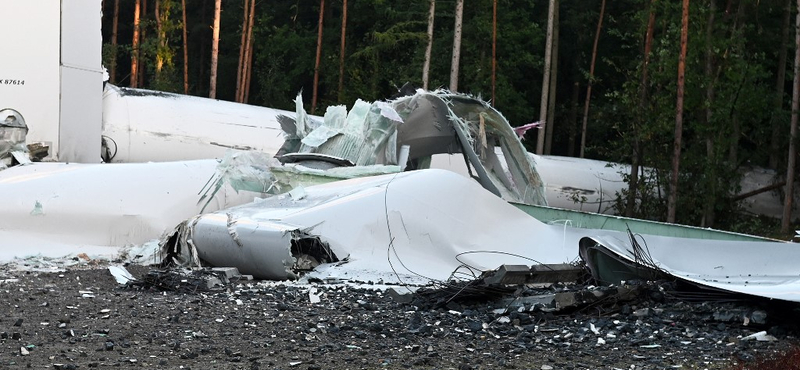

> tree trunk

[
  {"left": 491, "top": 0, "right": 496, "bottom": 103},
  {"left": 198, "top": 0, "right": 209, "bottom": 93},
  {"left": 770, "top": 0, "right": 792, "bottom": 169},
  {"left": 701, "top": 0, "right": 717, "bottom": 228},
  {"left": 567, "top": 82, "right": 579, "bottom": 157},
  {"left": 449, "top": 0, "right": 464, "bottom": 91},
  {"left": 544, "top": 0, "right": 559, "bottom": 155},
  {"left": 626, "top": 1, "right": 656, "bottom": 218},
  {"left": 243, "top": 0, "right": 255, "bottom": 103},
  {"left": 209, "top": 0, "right": 221, "bottom": 99},
  {"left": 729, "top": 114, "right": 739, "bottom": 164},
  {"left": 536, "top": 0, "right": 557, "bottom": 154},
  {"left": 240, "top": 0, "right": 256, "bottom": 103},
  {"left": 182, "top": 0, "right": 189, "bottom": 94},
  {"left": 155, "top": 0, "right": 164, "bottom": 79},
  {"left": 781, "top": 0, "right": 800, "bottom": 233},
  {"left": 111, "top": 0, "right": 120, "bottom": 84},
  {"left": 423, "top": 0, "right": 436, "bottom": 91},
  {"left": 236, "top": 0, "right": 250, "bottom": 102},
  {"left": 667, "top": 0, "right": 690, "bottom": 224},
  {"left": 131, "top": 0, "right": 141, "bottom": 88},
  {"left": 337, "top": 0, "right": 348, "bottom": 103},
  {"left": 139, "top": 0, "right": 148, "bottom": 88},
  {"left": 311, "top": 0, "right": 325, "bottom": 114},
  {"left": 578, "top": 0, "right": 606, "bottom": 158},
  {"left": 244, "top": 35, "right": 254, "bottom": 103}
]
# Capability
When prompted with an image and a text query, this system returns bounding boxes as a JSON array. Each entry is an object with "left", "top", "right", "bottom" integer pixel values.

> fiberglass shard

[{"left": 275, "top": 90, "right": 548, "bottom": 206}]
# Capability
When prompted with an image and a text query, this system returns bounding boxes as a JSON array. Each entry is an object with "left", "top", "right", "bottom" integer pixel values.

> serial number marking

[{"left": 1, "top": 79, "right": 25, "bottom": 86}]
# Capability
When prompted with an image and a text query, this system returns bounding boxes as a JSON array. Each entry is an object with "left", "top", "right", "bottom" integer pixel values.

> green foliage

[{"left": 254, "top": 21, "right": 315, "bottom": 111}]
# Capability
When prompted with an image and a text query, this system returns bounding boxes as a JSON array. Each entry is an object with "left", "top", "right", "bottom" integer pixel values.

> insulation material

[
  {"left": 276, "top": 90, "right": 548, "bottom": 206},
  {"left": 269, "top": 163, "right": 401, "bottom": 191},
  {"left": 197, "top": 151, "right": 280, "bottom": 211}
]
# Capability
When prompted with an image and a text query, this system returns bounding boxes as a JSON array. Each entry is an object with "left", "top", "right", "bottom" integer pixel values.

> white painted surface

[
  {"left": 432, "top": 150, "right": 627, "bottom": 214},
  {"left": 533, "top": 154, "right": 626, "bottom": 214},
  {"left": 61, "top": 0, "right": 103, "bottom": 70},
  {"left": 59, "top": 0, "right": 103, "bottom": 163},
  {"left": 102, "top": 85, "right": 292, "bottom": 162},
  {"left": 0, "top": 0, "right": 102, "bottom": 162},
  {"left": 60, "top": 67, "right": 102, "bottom": 163},
  {"left": 0, "top": 0, "right": 61, "bottom": 156},
  {"left": 180, "top": 169, "right": 582, "bottom": 282},
  {"left": 0, "top": 160, "right": 266, "bottom": 261}
]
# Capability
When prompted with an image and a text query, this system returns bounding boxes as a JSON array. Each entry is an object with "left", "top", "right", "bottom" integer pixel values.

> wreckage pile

[
  {"left": 1, "top": 263, "right": 798, "bottom": 369},
  {"left": 4, "top": 88, "right": 800, "bottom": 369}
]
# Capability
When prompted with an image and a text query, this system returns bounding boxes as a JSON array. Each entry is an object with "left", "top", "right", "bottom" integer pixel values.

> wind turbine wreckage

[{"left": 1, "top": 0, "right": 800, "bottom": 304}]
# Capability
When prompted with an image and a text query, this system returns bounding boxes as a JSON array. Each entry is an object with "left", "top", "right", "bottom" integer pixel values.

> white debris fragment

[
  {"left": 289, "top": 186, "right": 307, "bottom": 201},
  {"left": 741, "top": 331, "right": 777, "bottom": 342},
  {"left": 20, "top": 347, "right": 29, "bottom": 356},
  {"left": 377, "top": 101, "right": 404, "bottom": 123},
  {"left": 108, "top": 265, "right": 136, "bottom": 284},
  {"left": 590, "top": 323, "right": 600, "bottom": 335},
  {"left": 596, "top": 338, "right": 606, "bottom": 346},
  {"left": 79, "top": 290, "right": 95, "bottom": 298},
  {"left": 308, "top": 287, "right": 321, "bottom": 304}
]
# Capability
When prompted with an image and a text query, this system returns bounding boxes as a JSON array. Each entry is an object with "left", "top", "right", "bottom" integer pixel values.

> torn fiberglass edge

[
  {"left": 274, "top": 90, "right": 548, "bottom": 206},
  {"left": 160, "top": 214, "right": 339, "bottom": 281}
]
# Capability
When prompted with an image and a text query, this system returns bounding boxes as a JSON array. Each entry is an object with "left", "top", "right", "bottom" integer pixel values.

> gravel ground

[{"left": 0, "top": 263, "right": 797, "bottom": 370}]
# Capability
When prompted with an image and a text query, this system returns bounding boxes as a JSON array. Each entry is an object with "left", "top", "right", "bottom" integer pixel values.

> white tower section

[{"left": 0, "top": 0, "right": 102, "bottom": 162}]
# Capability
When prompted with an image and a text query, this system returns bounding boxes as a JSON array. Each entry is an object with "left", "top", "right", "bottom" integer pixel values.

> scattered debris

[
  {"left": 742, "top": 331, "right": 778, "bottom": 342},
  {"left": 123, "top": 268, "right": 238, "bottom": 293},
  {"left": 107, "top": 266, "right": 135, "bottom": 285}
]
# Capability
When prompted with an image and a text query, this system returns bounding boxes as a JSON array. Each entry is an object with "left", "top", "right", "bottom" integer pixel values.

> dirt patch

[{"left": 0, "top": 266, "right": 796, "bottom": 369}]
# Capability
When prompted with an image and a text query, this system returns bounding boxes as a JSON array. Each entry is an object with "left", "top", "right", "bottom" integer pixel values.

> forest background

[{"left": 101, "top": 0, "right": 800, "bottom": 237}]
